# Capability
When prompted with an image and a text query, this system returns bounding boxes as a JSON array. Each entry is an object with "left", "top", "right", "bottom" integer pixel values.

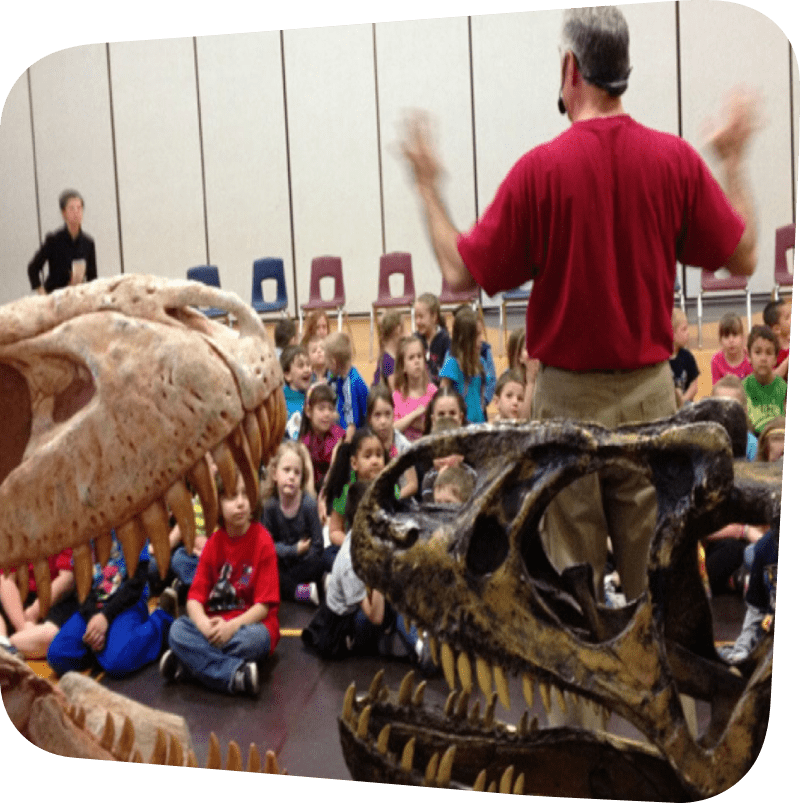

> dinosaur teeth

[
  {"left": 513, "top": 772, "right": 526, "bottom": 794},
  {"left": 444, "top": 690, "right": 458, "bottom": 717},
  {"left": 367, "top": 668, "right": 385, "bottom": 700},
  {"left": 530, "top": 715, "right": 539, "bottom": 731},
  {"left": 517, "top": 710, "right": 528, "bottom": 738},
  {"left": 493, "top": 664, "right": 511, "bottom": 710},
  {"left": 139, "top": 497, "right": 172, "bottom": 580},
  {"left": 242, "top": 410, "right": 263, "bottom": 471},
  {"left": 455, "top": 689, "right": 470, "bottom": 719},
  {"left": 255, "top": 403, "right": 271, "bottom": 462},
  {"left": 100, "top": 712, "right": 115, "bottom": 751},
  {"left": 400, "top": 737, "right": 415, "bottom": 772},
  {"left": 115, "top": 715, "right": 136, "bottom": 761},
  {"left": 72, "top": 543, "right": 95, "bottom": 602},
  {"left": 264, "top": 749, "right": 281, "bottom": 774},
  {"left": 342, "top": 682, "right": 356, "bottom": 722},
  {"left": 170, "top": 734, "right": 186, "bottom": 767},
  {"left": 226, "top": 739, "right": 242, "bottom": 771},
  {"left": 522, "top": 672, "right": 535, "bottom": 708},
  {"left": 437, "top": 744, "right": 456, "bottom": 787},
  {"left": 499, "top": 765, "right": 515, "bottom": 794},
  {"left": 213, "top": 439, "right": 238, "bottom": 498},
  {"left": 539, "top": 680, "right": 552, "bottom": 717},
  {"left": 440, "top": 642, "right": 456, "bottom": 689},
  {"left": 473, "top": 769, "right": 487, "bottom": 792},
  {"left": 32, "top": 560, "right": 52, "bottom": 618},
  {"left": 476, "top": 656, "right": 493, "bottom": 703},
  {"left": 188, "top": 455, "right": 219, "bottom": 533},
  {"left": 469, "top": 699, "right": 481, "bottom": 724},
  {"left": 150, "top": 728, "right": 168, "bottom": 765},
  {"left": 207, "top": 732, "right": 222, "bottom": 769},
  {"left": 428, "top": 635, "right": 438, "bottom": 666},
  {"left": 94, "top": 530, "right": 113, "bottom": 567},
  {"left": 165, "top": 479, "right": 196, "bottom": 554},
  {"left": 457, "top": 651, "right": 472, "bottom": 694},
  {"left": 116, "top": 519, "right": 147, "bottom": 594},
  {"left": 553, "top": 685, "right": 567, "bottom": 713},
  {"left": 246, "top": 743, "right": 261, "bottom": 772},
  {"left": 487, "top": 780, "right": 497, "bottom": 793},
  {"left": 376, "top": 724, "right": 391, "bottom": 754},
  {"left": 424, "top": 752, "right": 439, "bottom": 785},
  {"left": 226, "top": 423, "right": 260, "bottom": 511},
  {"left": 397, "top": 670, "right": 415, "bottom": 706},
  {"left": 412, "top": 680, "right": 427, "bottom": 707},
  {"left": 356, "top": 704, "right": 371, "bottom": 739},
  {"left": 14, "top": 565, "right": 27, "bottom": 602}
]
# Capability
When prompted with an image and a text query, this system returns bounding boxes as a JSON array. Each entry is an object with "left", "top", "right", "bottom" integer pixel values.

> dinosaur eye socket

[
  {"left": 0, "top": 363, "right": 32, "bottom": 485},
  {"left": 52, "top": 366, "right": 96, "bottom": 423},
  {"left": 466, "top": 513, "right": 509, "bottom": 575}
]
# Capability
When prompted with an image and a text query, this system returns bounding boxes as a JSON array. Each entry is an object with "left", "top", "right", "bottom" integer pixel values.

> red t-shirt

[
  {"left": 458, "top": 115, "right": 744, "bottom": 371},
  {"left": 3, "top": 549, "right": 72, "bottom": 593},
  {"left": 188, "top": 521, "right": 280, "bottom": 652}
]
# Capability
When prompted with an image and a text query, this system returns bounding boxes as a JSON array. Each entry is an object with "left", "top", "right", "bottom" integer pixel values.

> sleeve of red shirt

[
  {"left": 678, "top": 145, "right": 745, "bottom": 269},
  {"left": 457, "top": 156, "right": 536, "bottom": 297}
]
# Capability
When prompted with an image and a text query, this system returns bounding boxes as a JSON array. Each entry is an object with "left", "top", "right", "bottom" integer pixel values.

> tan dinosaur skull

[{"left": 0, "top": 275, "right": 286, "bottom": 604}]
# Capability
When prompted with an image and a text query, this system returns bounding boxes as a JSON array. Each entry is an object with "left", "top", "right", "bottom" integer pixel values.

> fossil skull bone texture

[
  {"left": 0, "top": 275, "right": 286, "bottom": 606},
  {"left": 342, "top": 400, "right": 778, "bottom": 799}
]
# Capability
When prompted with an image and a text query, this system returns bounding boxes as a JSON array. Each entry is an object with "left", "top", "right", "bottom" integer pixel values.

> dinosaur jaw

[
  {"left": 347, "top": 405, "right": 778, "bottom": 798},
  {"left": 0, "top": 276, "right": 286, "bottom": 606}
]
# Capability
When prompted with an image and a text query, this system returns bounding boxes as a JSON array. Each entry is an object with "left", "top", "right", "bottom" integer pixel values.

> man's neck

[
  {"left": 66, "top": 225, "right": 81, "bottom": 239},
  {"left": 571, "top": 87, "right": 625, "bottom": 122}
]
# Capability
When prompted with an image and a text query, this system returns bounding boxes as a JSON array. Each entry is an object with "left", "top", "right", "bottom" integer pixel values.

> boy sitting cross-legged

[{"left": 742, "top": 325, "right": 787, "bottom": 434}]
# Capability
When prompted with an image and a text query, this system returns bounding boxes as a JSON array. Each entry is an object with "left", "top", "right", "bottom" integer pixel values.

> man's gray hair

[{"left": 562, "top": 6, "right": 631, "bottom": 97}]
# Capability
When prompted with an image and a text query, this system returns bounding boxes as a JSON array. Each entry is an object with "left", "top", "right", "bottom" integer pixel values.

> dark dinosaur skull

[
  {"left": 341, "top": 399, "right": 778, "bottom": 799},
  {"left": 0, "top": 275, "right": 286, "bottom": 605}
]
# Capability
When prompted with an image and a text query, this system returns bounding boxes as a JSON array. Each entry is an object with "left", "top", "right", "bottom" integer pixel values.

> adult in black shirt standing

[{"left": 27, "top": 190, "right": 97, "bottom": 295}]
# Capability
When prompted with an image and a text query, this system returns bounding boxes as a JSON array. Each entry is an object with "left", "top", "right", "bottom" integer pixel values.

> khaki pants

[{"left": 533, "top": 361, "right": 680, "bottom": 729}]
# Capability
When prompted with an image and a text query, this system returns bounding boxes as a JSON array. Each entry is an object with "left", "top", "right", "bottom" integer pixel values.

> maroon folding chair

[
  {"left": 371, "top": 252, "right": 416, "bottom": 359},
  {"left": 697, "top": 269, "right": 751, "bottom": 347},
  {"left": 774, "top": 223, "right": 795, "bottom": 299}
]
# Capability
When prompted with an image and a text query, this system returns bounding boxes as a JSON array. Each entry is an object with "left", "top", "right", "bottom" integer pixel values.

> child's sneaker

[
  {"left": 159, "top": 649, "right": 184, "bottom": 683},
  {"left": 158, "top": 587, "right": 179, "bottom": 619},
  {"left": 295, "top": 583, "right": 319, "bottom": 605},
  {"left": 232, "top": 662, "right": 259, "bottom": 696}
]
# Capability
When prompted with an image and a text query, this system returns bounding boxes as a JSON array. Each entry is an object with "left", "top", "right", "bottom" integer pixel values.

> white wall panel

[
  {"left": 376, "top": 17, "right": 474, "bottom": 299},
  {"left": 196, "top": 31, "right": 294, "bottom": 311},
  {"left": 284, "top": 24, "right": 382, "bottom": 317},
  {"left": 28, "top": 44, "right": 120, "bottom": 281},
  {"left": 680, "top": 1, "right": 794, "bottom": 299},
  {"left": 109, "top": 37, "right": 205, "bottom": 279},
  {"left": 0, "top": 72, "right": 39, "bottom": 305}
]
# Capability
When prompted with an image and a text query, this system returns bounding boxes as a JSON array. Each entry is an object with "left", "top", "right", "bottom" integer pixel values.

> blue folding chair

[
  {"left": 187, "top": 265, "right": 228, "bottom": 321},
  {"left": 251, "top": 257, "right": 289, "bottom": 319}
]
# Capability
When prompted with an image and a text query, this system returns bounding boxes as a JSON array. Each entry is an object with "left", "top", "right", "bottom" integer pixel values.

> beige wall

[{"left": 1, "top": 1, "right": 797, "bottom": 313}]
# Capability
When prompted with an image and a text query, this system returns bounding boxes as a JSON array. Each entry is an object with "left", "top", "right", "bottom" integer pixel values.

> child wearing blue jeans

[{"left": 161, "top": 470, "right": 280, "bottom": 696}]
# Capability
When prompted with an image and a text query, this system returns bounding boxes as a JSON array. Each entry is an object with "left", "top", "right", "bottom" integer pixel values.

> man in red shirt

[{"left": 401, "top": 7, "right": 756, "bottom": 606}]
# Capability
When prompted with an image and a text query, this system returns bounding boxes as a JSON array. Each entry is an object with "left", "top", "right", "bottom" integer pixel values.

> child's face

[
  {"left": 432, "top": 396, "right": 463, "bottom": 427},
  {"left": 720, "top": 330, "right": 744, "bottom": 360},
  {"left": 274, "top": 450, "right": 303, "bottom": 501},
  {"left": 369, "top": 398, "right": 394, "bottom": 445},
  {"left": 766, "top": 432, "right": 785, "bottom": 462},
  {"left": 402, "top": 340, "right": 425, "bottom": 381},
  {"left": 314, "top": 315, "right": 330, "bottom": 338},
  {"left": 285, "top": 353, "right": 312, "bottom": 391},
  {"left": 310, "top": 400, "right": 336, "bottom": 435},
  {"left": 496, "top": 380, "right": 525, "bottom": 420},
  {"left": 308, "top": 339, "right": 326, "bottom": 372},
  {"left": 776, "top": 302, "right": 792, "bottom": 339},
  {"left": 220, "top": 474, "right": 251, "bottom": 536},
  {"left": 673, "top": 317, "right": 689, "bottom": 349},
  {"left": 351, "top": 436, "right": 385, "bottom": 481},
  {"left": 433, "top": 483, "right": 463, "bottom": 505},
  {"left": 749, "top": 337, "right": 777, "bottom": 382},
  {"left": 414, "top": 302, "right": 433, "bottom": 337}
]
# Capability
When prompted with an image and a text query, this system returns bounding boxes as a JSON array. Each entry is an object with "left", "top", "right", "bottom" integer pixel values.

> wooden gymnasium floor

[{"left": 9, "top": 311, "right": 754, "bottom": 781}]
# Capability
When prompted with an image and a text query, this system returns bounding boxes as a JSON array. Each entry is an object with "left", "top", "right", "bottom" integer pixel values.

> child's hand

[
  {"left": 193, "top": 535, "right": 208, "bottom": 557},
  {"left": 297, "top": 538, "right": 311, "bottom": 556},
  {"left": 83, "top": 613, "right": 109, "bottom": 652},
  {"left": 206, "top": 617, "right": 228, "bottom": 646},
  {"left": 215, "top": 619, "right": 239, "bottom": 646}
]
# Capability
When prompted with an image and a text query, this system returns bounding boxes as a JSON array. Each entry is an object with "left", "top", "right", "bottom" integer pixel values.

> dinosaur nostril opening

[
  {"left": 466, "top": 514, "right": 509, "bottom": 575},
  {"left": 0, "top": 363, "right": 32, "bottom": 486}
]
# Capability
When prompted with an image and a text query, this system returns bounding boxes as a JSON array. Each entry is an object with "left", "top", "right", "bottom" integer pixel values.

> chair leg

[
  {"left": 746, "top": 289, "right": 752, "bottom": 334},
  {"left": 337, "top": 307, "right": 343, "bottom": 333},
  {"left": 411, "top": 307, "right": 416, "bottom": 334},
  {"left": 697, "top": 293, "right": 703, "bottom": 349},
  {"left": 500, "top": 302, "right": 506, "bottom": 358},
  {"left": 369, "top": 309, "right": 375, "bottom": 362}
]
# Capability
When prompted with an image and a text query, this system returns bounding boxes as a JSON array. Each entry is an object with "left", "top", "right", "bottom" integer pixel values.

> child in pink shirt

[
  {"left": 711, "top": 313, "right": 752, "bottom": 384},
  {"left": 392, "top": 335, "right": 437, "bottom": 442}
]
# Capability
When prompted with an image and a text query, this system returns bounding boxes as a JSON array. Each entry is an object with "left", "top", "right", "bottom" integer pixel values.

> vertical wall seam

[
  {"left": 106, "top": 43, "right": 124, "bottom": 274},
  {"left": 281, "top": 31, "right": 299, "bottom": 318},
  {"left": 27, "top": 68, "right": 42, "bottom": 244},
  {"left": 674, "top": 1, "right": 687, "bottom": 301},
  {"left": 790, "top": 42, "right": 796, "bottom": 224},
  {"left": 193, "top": 37, "right": 210, "bottom": 266},
  {"left": 468, "top": 17, "right": 479, "bottom": 221},
  {"left": 373, "top": 23, "right": 387, "bottom": 255}
]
